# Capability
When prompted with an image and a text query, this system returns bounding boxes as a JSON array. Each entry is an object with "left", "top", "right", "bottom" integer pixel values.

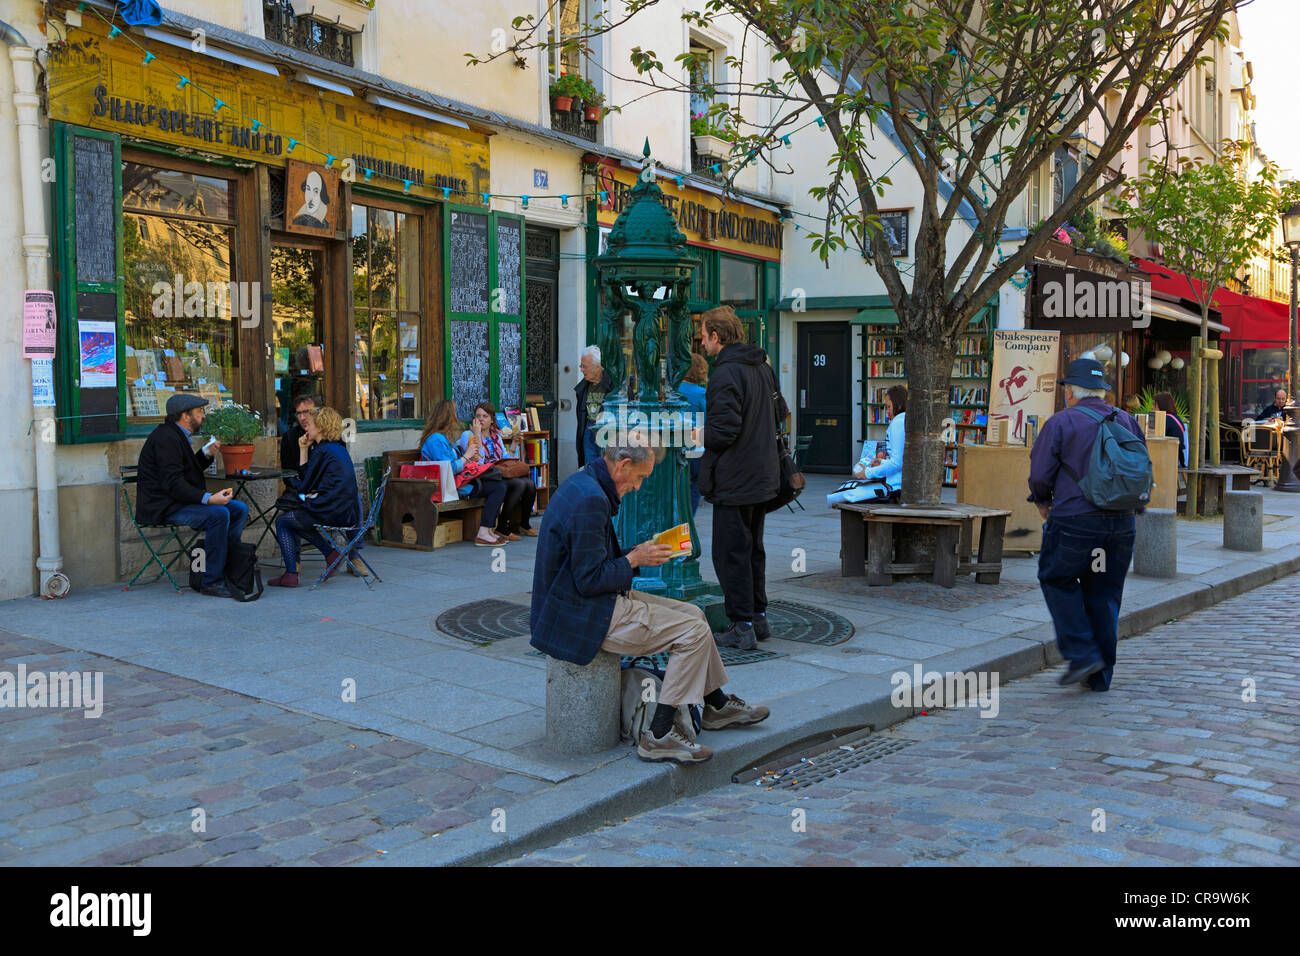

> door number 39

[{"left": 813, "top": 354, "right": 827, "bottom": 367}]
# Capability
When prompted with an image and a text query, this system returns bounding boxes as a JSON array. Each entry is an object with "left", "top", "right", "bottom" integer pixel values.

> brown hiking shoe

[
  {"left": 702, "top": 694, "right": 771, "bottom": 730},
  {"left": 636, "top": 727, "right": 714, "bottom": 764}
]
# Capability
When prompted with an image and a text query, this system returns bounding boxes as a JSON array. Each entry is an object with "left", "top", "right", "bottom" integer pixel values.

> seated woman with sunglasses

[
  {"left": 419, "top": 399, "right": 511, "bottom": 547},
  {"left": 457, "top": 401, "right": 537, "bottom": 540},
  {"left": 269, "top": 406, "right": 360, "bottom": 587}
]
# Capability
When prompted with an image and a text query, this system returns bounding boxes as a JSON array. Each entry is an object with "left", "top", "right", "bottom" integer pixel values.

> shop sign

[
  {"left": 988, "top": 330, "right": 1060, "bottom": 446},
  {"left": 48, "top": 19, "right": 490, "bottom": 201},
  {"left": 1029, "top": 264, "right": 1151, "bottom": 332},
  {"left": 594, "top": 161, "right": 783, "bottom": 261}
]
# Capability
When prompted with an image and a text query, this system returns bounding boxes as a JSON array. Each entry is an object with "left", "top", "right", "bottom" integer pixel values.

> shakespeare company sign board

[
  {"left": 47, "top": 18, "right": 489, "bottom": 202},
  {"left": 988, "top": 330, "right": 1060, "bottom": 446},
  {"left": 595, "top": 160, "right": 783, "bottom": 262}
]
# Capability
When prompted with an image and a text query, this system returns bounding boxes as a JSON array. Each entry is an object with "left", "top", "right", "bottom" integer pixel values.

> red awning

[{"left": 1135, "top": 258, "right": 1289, "bottom": 343}]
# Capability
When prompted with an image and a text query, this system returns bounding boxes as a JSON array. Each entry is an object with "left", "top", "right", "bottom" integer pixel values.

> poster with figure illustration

[
  {"left": 286, "top": 160, "right": 339, "bottom": 237},
  {"left": 78, "top": 320, "right": 118, "bottom": 388},
  {"left": 988, "top": 330, "right": 1059, "bottom": 445}
]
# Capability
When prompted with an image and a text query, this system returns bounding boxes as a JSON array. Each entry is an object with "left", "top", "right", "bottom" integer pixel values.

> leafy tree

[
  {"left": 475, "top": 0, "right": 1238, "bottom": 503},
  {"left": 1118, "top": 141, "right": 1283, "bottom": 469}
]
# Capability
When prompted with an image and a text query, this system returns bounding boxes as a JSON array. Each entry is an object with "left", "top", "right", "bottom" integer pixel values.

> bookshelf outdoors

[
  {"left": 862, "top": 322, "right": 993, "bottom": 487},
  {"left": 512, "top": 428, "right": 551, "bottom": 512}
]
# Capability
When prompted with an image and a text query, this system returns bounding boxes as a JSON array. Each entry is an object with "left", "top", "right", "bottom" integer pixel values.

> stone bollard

[
  {"left": 1223, "top": 490, "right": 1264, "bottom": 552},
  {"left": 1133, "top": 508, "right": 1177, "bottom": 578},
  {"left": 545, "top": 650, "right": 622, "bottom": 755}
]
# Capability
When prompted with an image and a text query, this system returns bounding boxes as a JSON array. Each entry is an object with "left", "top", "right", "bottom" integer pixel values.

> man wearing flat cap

[
  {"left": 136, "top": 394, "right": 249, "bottom": 598},
  {"left": 1028, "top": 358, "right": 1147, "bottom": 692}
]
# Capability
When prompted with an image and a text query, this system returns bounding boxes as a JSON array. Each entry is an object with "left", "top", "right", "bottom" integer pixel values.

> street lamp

[{"left": 1275, "top": 203, "right": 1300, "bottom": 491}]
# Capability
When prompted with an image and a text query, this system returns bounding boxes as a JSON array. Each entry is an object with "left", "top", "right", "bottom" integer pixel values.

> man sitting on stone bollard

[
  {"left": 1028, "top": 358, "right": 1150, "bottom": 693},
  {"left": 530, "top": 436, "right": 770, "bottom": 764}
]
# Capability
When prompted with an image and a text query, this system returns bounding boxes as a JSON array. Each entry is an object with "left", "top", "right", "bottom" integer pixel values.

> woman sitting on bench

[
  {"left": 458, "top": 401, "right": 537, "bottom": 540},
  {"left": 827, "top": 385, "right": 907, "bottom": 506},
  {"left": 269, "top": 406, "right": 360, "bottom": 587},
  {"left": 419, "top": 399, "right": 510, "bottom": 547}
]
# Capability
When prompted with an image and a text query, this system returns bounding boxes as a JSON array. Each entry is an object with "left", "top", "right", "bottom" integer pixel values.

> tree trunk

[{"left": 900, "top": 334, "right": 958, "bottom": 507}]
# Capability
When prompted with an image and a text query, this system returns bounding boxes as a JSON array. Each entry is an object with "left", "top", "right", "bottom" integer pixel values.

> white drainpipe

[{"left": 4, "top": 24, "right": 69, "bottom": 598}]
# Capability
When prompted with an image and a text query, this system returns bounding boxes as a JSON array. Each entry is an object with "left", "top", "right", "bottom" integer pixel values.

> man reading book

[{"left": 531, "top": 438, "right": 770, "bottom": 765}]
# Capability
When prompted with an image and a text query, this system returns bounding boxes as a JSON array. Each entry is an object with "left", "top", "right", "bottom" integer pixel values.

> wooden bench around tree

[
  {"left": 1178, "top": 464, "right": 1258, "bottom": 517},
  {"left": 834, "top": 501, "right": 1012, "bottom": 588},
  {"left": 377, "top": 449, "right": 522, "bottom": 551}
]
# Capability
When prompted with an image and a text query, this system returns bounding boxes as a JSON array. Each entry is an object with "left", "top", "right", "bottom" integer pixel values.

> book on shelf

[{"left": 948, "top": 385, "right": 988, "bottom": 406}]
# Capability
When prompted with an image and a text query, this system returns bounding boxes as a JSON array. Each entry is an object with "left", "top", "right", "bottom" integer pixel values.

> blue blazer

[
  {"left": 286, "top": 440, "right": 360, "bottom": 527},
  {"left": 530, "top": 458, "right": 634, "bottom": 664}
]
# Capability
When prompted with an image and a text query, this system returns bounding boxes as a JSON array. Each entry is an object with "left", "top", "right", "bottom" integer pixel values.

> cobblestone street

[{"left": 504, "top": 576, "right": 1300, "bottom": 866}]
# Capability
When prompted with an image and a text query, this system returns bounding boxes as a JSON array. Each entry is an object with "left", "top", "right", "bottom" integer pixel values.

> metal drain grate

[
  {"left": 763, "top": 599, "right": 854, "bottom": 646},
  {"left": 735, "top": 728, "right": 915, "bottom": 790}
]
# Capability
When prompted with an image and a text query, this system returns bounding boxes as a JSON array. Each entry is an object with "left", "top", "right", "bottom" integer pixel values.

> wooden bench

[
  {"left": 1178, "top": 464, "right": 1258, "bottom": 517},
  {"left": 377, "top": 449, "right": 524, "bottom": 551},
  {"left": 834, "top": 502, "right": 1012, "bottom": 588}
]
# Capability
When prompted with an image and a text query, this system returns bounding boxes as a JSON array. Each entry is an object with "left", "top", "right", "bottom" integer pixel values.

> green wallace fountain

[{"left": 592, "top": 140, "right": 716, "bottom": 601}]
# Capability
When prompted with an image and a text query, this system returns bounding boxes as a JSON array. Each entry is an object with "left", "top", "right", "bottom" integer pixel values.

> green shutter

[{"left": 51, "top": 123, "right": 126, "bottom": 443}]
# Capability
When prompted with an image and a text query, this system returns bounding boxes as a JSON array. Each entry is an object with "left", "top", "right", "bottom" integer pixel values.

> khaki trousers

[{"left": 601, "top": 590, "right": 728, "bottom": 707}]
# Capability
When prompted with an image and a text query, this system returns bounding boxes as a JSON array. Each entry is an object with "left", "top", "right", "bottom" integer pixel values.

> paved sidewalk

[
  {"left": 501, "top": 575, "right": 1300, "bottom": 866},
  {"left": 2, "top": 474, "right": 1299, "bottom": 863}
]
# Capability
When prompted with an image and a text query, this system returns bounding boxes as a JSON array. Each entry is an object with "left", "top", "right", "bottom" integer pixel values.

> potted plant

[
  {"left": 549, "top": 73, "right": 585, "bottom": 112},
  {"left": 583, "top": 88, "right": 605, "bottom": 122},
  {"left": 691, "top": 112, "right": 731, "bottom": 161},
  {"left": 200, "top": 403, "right": 263, "bottom": 476}
]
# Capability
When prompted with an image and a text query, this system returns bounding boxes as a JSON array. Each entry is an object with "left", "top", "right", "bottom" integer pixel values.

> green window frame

[{"left": 51, "top": 123, "right": 127, "bottom": 444}]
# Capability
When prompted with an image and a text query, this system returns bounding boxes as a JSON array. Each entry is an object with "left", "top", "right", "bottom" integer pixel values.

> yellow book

[{"left": 654, "top": 523, "right": 693, "bottom": 558}]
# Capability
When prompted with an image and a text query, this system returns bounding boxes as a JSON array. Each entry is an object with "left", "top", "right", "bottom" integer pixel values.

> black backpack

[{"left": 190, "top": 540, "right": 264, "bottom": 602}]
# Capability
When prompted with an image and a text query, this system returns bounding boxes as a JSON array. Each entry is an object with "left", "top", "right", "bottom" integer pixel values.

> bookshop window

[
  {"left": 719, "top": 256, "right": 759, "bottom": 310},
  {"left": 122, "top": 162, "right": 238, "bottom": 422},
  {"left": 352, "top": 201, "right": 422, "bottom": 420}
]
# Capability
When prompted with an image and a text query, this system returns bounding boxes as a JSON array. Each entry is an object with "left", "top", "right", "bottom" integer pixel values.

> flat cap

[{"left": 166, "top": 393, "right": 209, "bottom": 416}]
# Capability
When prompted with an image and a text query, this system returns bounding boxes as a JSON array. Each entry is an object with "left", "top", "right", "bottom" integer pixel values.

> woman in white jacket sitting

[{"left": 828, "top": 385, "right": 906, "bottom": 505}]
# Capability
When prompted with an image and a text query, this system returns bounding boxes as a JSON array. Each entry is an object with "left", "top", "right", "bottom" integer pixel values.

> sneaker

[
  {"left": 714, "top": 621, "right": 756, "bottom": 651},
  {"left": 753, "top": 613, "right": 772, "bottom": 642},
  {"left": 637, "top": 727, "right": 714, "bottom": 764},
  {"left": 702, "top": 694, "right": 771, "bottom": 730}
]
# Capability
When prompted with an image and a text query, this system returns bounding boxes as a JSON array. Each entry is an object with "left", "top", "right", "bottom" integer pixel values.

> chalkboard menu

[
  {"left": 495, "top": 219, "right": 522, "bottom": 316},
  {"left": 497, "top": 322, "right": 522, "bottom": 410},
  {"left": 449, "top": 211, "right": 489, "bottom": 314},
  {"left": 74, "top": 136, "right": 117, "bottom": 284},
  {"left": 451, "top": 320, "right": 490, "bottom": 420}
]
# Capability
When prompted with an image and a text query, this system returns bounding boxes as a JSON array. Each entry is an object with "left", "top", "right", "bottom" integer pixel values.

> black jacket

[
  {"left": 136, "top": 422, "right": 214, "bottom": 525},
  {"left": 574, "top": 368, "right": 614, "bottom": 467},
  {"left": 280, "top": 422, "right": 305, "bottom": 471},
  {"left": 700, "top": 343, "right": 781, "bottom": 506},
  {"left": 286, "top": 440, "right": 360, "bottom": 528}
]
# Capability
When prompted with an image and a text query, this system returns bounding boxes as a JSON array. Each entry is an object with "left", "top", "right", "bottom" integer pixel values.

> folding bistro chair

[
  {"left": 311, "top": 468, "right": 390, "bottom": 591},
  {"left": 785, "top": 434, "right": 813, "bottom": 512},
  {"left": 1242, "top": 421, "right": 1282, "bottom": 486},
  {"left": 119, "top": 466, "right": 201, "bottom": 591}
]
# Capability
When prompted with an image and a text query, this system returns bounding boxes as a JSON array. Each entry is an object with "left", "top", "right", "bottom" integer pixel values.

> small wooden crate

[{"left": 433, "top": 520, "right": 464, "bottom": 548}]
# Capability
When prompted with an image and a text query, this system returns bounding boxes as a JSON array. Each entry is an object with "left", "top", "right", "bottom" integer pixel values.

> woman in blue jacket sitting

[
  {"left": 269, "top": 406, "right": 361, "bottom": 587},
  {"left": 419, "top": 399, "right": 510, "bottom": 547}
]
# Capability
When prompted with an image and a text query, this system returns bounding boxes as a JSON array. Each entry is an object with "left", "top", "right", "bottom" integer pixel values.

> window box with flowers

[
  {"left": 691, "top": 112, "right": 731, "bottom": 161},
  {"left": 550, "top": 73, "right": 592, "bottom": 112}
]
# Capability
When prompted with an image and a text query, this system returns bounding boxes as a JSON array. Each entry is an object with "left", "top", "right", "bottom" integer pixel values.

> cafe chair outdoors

[
  {"left": 310, "top": 467, "right": 390, "bottom": 591},
  {"left": 1241, "top": 421, "right": 1283, "bottom": 486},
  {"left": 119, "top": 466, "right": 201, "bottom": 592},
  {"left": 785, "top": 433, "right": 813, "bottom": 513}
]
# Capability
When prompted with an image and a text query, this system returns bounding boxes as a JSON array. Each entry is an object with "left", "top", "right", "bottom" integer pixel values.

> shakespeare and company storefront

[{"left": 42, "top": 17, "right": 510, "bottom": 587}]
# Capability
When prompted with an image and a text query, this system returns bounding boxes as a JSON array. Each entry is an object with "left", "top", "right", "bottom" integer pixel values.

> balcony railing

[
  {"left": 551, "top": 107, "right": 597, "bottom": 143},
  {"left": 264, "top": 0, "right": 355, "bottom": 67}
]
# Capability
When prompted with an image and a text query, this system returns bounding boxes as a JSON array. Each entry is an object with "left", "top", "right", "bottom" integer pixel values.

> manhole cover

[
  {"left": 764, "top": 599, "right": 854, "bottom": 646},
  {"left": 435, "top": 599, "right": 529, "bottom": 646},
  {"left": 735, "top": 727, "right": 915, "bottom": 790}
]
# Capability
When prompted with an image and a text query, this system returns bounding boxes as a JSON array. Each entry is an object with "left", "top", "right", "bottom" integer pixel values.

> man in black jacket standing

[
  {"left": 575, "top": 345, "right": 614, "bottom": 468},
  {"left": 136, "top": 394, "right": 249, "bottom": 599},
  {"left": 699, "top": 307, "right": 781, "bottom": 650}
]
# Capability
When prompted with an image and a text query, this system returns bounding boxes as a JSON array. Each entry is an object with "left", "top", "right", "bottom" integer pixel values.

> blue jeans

[
  {"left": 170, "top": 500, "right": 249, "bottom": 586},
  {"left": 1037, "top": 512, "right": 1136, "bottom": 691}
]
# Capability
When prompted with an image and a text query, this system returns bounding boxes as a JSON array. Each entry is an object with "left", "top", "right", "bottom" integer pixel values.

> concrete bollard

[
  {"left": 545, "top": 650, "right": 622, "bottom": 755},
  {"left": 1133, "top": 508, "right": 1177, "bottom": 578},
  {"left": 1223, "top": 490, "right": 1264, "bottom": 552}
]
